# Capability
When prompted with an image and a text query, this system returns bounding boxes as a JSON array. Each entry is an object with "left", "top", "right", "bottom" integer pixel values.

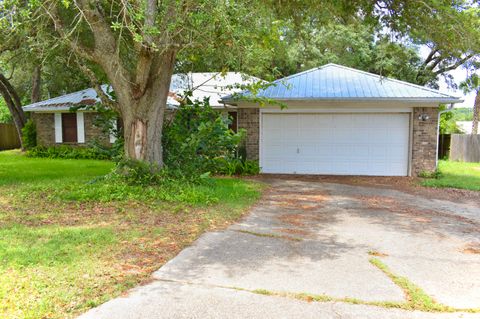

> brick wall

[
  {"left": 237, "top": 108, "right": 259, "bottom": 160},
  {"left": 32, "top": 113, "right": 56, "bottom": 146},
  {"left": 412, "top": 107, "right": 439, "bottom": 175},
  {"left": 32, "top": 112, "right": 109, "bottom": 146},
  {"left": 84, "top": 112, "right": 109, "bottom": 145},
  {"left": 34, "top": 108, "right": 439, "bottom": 176}
]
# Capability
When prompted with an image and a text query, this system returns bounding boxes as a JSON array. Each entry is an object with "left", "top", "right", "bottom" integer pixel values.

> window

[
  {"left": 61, "top": 113, "right": 77, "bottom": 143},
  {"left": 228, "top": 111, "right": 238, "bottom": 132}
]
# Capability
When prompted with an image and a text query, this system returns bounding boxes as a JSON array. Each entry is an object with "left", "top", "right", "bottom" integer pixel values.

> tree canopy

[{"left": 0, "top": 0, "right": 479, "bottom": 164}]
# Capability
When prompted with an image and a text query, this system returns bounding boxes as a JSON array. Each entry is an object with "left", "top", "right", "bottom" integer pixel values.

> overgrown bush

[
  {"left": 21, "top": 119, "right": 37, "bottom": 149},
  {"left": 26, "top": 145, "right": 111, "bottom": 160},
  {"left": 89, "top": 137, "right": 124, "bottom": 161},
  {"left": 163, "top": 96, "right": 256, "bottom": 177},
  {"left": 215, "top": 158, "right": 260, "bottom": 176}
]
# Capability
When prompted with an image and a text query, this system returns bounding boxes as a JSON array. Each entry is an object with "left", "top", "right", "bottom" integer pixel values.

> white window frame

[
  {"left": 54, "top": 113, "right": 62, "bottom": 143},
  {"left": 76, "top": 112, "right": 85, "bottom": 144}
]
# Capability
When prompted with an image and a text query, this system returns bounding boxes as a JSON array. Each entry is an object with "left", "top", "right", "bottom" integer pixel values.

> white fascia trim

[{"left": 260, "top": 107, "right": 413, "bottom": 113}]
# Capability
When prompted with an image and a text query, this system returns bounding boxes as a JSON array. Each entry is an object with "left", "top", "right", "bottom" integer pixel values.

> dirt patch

[
  {"left": 355, "top": 195, "right": 480, "bottom": 233},
  {"left": 368, "top": 250, "right": 389, "bottom": 257},
  {"left": 278, "top": 213, "right": 308, "bottom": 227},
  {"left": 274, "top": 200, "right": 322, "bottom": 211},
  {"left": 251, "top": 175, "right": 480, "bottom": 205},
  {"left": 268, "top": 191, "right": 329, "bottom": 211},
  {"left": 461, "top": 243, "right": 480, "bottom": 254},
  {"left": 277, "top": 228, "right": 311, "bottom": 236},
  {"left": 276, "top": 211, "right": 333, "bottom": 234}
]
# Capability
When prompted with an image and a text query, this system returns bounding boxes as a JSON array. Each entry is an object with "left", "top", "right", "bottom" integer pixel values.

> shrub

[
  {"left": 26, "top": 145, "right": 111, "bottom": 160},
  {"left": 112, "top": 158, "right": 163, "bottom": 185},
  {"left": 215, "top": 158, "right": 260, "bottom": 176},
  {"left": 163, "top": 96, "right": 245, "bottom": 177},
  {"left": 21, "top": 119, "right": 37, "bottom": 149},
  {"left": 89, "top": 137, "right": 124, "bottom": 162}
]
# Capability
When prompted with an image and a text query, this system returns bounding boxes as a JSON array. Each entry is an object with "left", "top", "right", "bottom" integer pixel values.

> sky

[{"left": 419, "top": 46, "right": 476, "bottom": 109}]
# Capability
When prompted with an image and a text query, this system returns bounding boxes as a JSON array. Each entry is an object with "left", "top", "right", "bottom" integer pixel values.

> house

[
  {"left": 222, "top": 63, "right": 463, "bottom": 176},
  {"left": 23, "top": 72, "right": 259, "bottom": 146}
]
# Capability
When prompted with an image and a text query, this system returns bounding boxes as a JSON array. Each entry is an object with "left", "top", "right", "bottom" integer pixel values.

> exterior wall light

[{"left": 418, "top": 114, "right": 430, "bottom": 121}]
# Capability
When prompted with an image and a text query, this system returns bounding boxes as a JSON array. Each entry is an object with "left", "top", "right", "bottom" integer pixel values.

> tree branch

[
  {"left": 0, "top": 72, "right": 27, "bottom": 146},
  {"left": 75, "top": 59, "right": 119, "bottom": 112},
  {"left": 47, "top": 3, "right": 96, "bottom": 61},
  {"left": 433, "top": 54, "right": 475, "bottom": 75}
]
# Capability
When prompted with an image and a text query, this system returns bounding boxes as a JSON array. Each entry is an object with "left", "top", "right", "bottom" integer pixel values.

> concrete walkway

[{"left": 79, "top": 179, "right": 480, "bottom": 318}]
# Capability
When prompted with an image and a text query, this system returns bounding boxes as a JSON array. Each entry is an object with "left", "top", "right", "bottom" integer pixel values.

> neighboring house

[
  {"left": 23, "top": 72, "right": 258, "bottom": 146},
  {"left": 456, "top": 121, "right": 473, "bottom": 134},
  {"left": 222, "top": 63, "right": 463, "bottom": 176}
]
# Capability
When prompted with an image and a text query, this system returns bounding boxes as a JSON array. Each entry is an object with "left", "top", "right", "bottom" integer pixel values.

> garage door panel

[
  {"left": 261, "top": 113, "right": 410, "bottom": 176},
  {"left": 262, "top": 159, "right": 297, "bottom": 174},
  {"left": 388, "top": 146, "right": 409, "bottom": 158}
]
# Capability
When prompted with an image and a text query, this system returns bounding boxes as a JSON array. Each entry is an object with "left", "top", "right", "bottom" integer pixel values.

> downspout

[{"left": 436, "top": 103, "right": 454, "bottom": 169}]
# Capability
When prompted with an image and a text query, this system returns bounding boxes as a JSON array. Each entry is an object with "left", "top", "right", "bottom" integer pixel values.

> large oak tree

[{"left": 2, "top": 0, "right": 479, "bottom": 166}]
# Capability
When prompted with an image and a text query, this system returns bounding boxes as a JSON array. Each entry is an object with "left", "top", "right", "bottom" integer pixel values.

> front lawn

[
  {"left": 421, "top": 160, "right": 480, "bottom": 191},
  {"left": 0, "top": 150, "right": 262, "bottom": 319}
]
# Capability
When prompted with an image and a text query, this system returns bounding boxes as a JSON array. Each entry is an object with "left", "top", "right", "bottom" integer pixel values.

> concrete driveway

[{"left": 80, "top": 178, "right": 480, "bottom": 319}]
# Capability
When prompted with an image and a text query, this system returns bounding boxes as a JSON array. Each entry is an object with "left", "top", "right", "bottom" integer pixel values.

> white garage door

[{"left": 261, "top": 113, "right": 410, "bottom": 176}]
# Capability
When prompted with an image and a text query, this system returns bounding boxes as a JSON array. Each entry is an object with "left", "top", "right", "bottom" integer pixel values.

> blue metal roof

[
  {"left": 223, "top": 63, "right": 462, "bottom": 103},
  {"left": 23, "top": 72, "right": 258, "bottom": 111}
]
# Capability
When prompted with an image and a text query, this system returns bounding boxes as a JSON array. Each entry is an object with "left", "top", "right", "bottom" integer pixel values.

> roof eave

[{"left": 222, "top": 97, "right": 463, "bottom": 104}]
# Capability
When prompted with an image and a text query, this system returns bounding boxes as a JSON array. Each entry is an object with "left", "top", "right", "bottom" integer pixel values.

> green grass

[
  {"left": 0, "top": 150, "right": 113, "bottom": 186},
  {"left": 421, "top": 160, "right": 480, "bottom": 191},
  {"left": 368, "top": 258, "right": 454, "bottom": 312},
  {"left": 0, "top": 225, "right": 116, "bottom": 267},
  {"left": 0, "top": 150, "right": 263, "bottom": 318}
]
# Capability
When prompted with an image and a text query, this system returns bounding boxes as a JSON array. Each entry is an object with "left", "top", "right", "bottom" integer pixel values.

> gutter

[{"left": 436, "top": 104, "right": 455, "bottom": 169}]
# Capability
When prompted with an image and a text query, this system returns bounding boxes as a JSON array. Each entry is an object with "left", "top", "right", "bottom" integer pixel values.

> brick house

[
  {"left": 24, "top": 64, "right": 462, "bottom": 176},
  {"left": 23, "top": 72, "right": 257, "bottom": 146},
  {"left": 222, "top": 64, "right": 463, "bottom": 176}
]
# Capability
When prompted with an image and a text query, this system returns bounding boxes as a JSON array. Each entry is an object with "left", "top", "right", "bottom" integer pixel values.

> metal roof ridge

[
  {"left": 320, "top": 63, "right": 461, "bottom": 100},
  {"left": 24, "top": 88, "right": 96, "bottom": 108}
]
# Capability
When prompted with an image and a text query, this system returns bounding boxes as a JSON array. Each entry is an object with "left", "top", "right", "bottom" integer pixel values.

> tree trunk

[
  {"left": 119, "top": 52, "right": 176, "bottom": 167},
  {"left": 31, "top": 65, "right": 42, "bottom": 103},
  {"left": 0, "top": 72, "right": 26, "bottom": 149},
  {"left": 472, "top": 90, "right": 479, "bottom": 135}
]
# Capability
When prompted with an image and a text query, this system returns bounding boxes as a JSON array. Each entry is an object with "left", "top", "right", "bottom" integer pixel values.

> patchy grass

[
  {"left": 0, "top": 150, "right": 263, "bottom": 319},
  {"left": 421, "top": 160, "right": 480, "bottom": 191},
  {"left": 368, "top": 258, "right": 452, "bottom": 312},
  {"left": 227, "top": 258, "right": 480, "bottom": 313}
]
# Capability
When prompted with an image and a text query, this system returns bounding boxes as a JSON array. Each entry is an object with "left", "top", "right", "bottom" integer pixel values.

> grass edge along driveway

[{"left": 422, "top": 160, "right": 480, "bottom": 191}]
